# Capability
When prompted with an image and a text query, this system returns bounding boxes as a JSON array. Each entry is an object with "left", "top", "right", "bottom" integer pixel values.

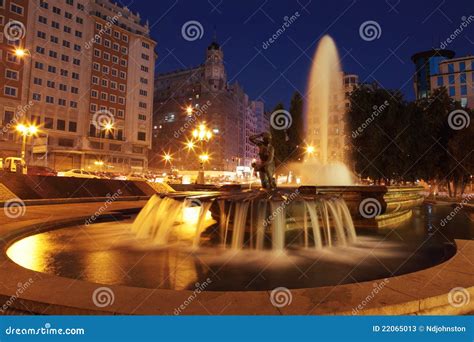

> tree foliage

[{"left": 347, "top": 85, "right": 473, "bottom": 195}]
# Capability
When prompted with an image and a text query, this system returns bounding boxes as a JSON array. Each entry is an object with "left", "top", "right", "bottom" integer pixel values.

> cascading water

[{"left": 131, "top": 192, "right": 357, "bottom": 251}]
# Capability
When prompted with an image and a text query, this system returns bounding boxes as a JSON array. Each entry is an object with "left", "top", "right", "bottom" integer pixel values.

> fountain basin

[{"left": 165, "top": 184, "right": 425, "bottom": 229}]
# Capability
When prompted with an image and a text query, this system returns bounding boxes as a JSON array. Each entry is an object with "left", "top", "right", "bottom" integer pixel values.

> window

[
  {"left": 50, "top": 36, "right": 59, "bottom": 44},
  {"left": 70, "top": 101, "right": 77, "bottom": 108},
  {"left": 46, "top": 96, "right": 54, "bottom": 103},
  {"left": 59, "top": 84, "right": 67, "bottom": 91},
  {"left": 64, "top": 26, "right": 71, "bottom": 33},
  {"left": 52, "top": 6, "right": 60, "bottom": 14},
  {"left": 57, "top": 119, "right": 66, "bottom": 130},
  {"left": 448, "top": 75, "right": 455, "bottom": 85},
  {"left": 5, "top": 69, "right": 18, "bottom": 80},
  {"left": 69, "top": 121, "right": 77, "bottom": 132},
  {"left": 36, "top": 46, "right": 45, "bottom": 54},
  {"left": 37, "top": 31, "right": 46, "bottom": 39},
  {"left": 448, "top": 63, "right": 454, "bottom": 73},
  {"left": 40, "top": 0, "right": 48, "bottom": 9},
  {"left": 52, "top": 21, "right": 60, "bottom": 29},
  {"left": 48, "top": 65, "right": 56, "bottom": 73},
  {"left": 75, "top": 30, "right": 82, "bottom": 38},
  {"left": 449, "top": 86, "right": 456, "bottom": 96},
  {"left": 460, "top": 73, "right": 467, "bottom": 84},
  {"left": 461, "top": 85, "right": 467, "bottom": 96},
  {"left": 137, "top": 132, "right": 146, "bottom": 141},
  {"left": 44, "top": 117, "right": 54, "bottom": 128},
  {"left": 460, "top": 61, "right": 466, "bottom": 71},
  {"left": 76, "top": 17, "right": 83, "bottom": 24},
  {"left": 58, "top": 99, "right": 66, "bottom": 106},
  {"left": 35, "top": 62, "right": 44, "bottom": 70},
  {"left": 4, "top": 86, "right": 17, "bottom": 97},
  {"left": 138, "top": 114, "right": 146, "bottom": 121},
  {"left": 38, "top": 16, "right": 47, "bottom": 24},
  {"left": 65, "top": 12, "right": 72, "bottom": 19},
  {"left": 10, "top": 3, "right": 23, "bottom": 15},
  {"left": 47, "top": 80, "right": 55, "bottom": 88},
  {"left": 74, "top": 44, "right": 81, "bottom": 51},
  {"left": 91, "top": 90, "right": 98, "bottom": 98},
  {"left": 33, "top": 77, "right": 42, "bottom": 85},
  {"left": 32, "top": 93, "right": 41, "bottom": 101}
]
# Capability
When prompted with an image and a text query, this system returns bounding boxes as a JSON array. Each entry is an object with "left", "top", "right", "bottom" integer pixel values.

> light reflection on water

[{"left": 6, "top": 204, "right": 470, "bottom": 291}]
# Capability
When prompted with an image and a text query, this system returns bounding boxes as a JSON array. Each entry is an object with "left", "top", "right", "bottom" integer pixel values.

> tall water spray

[{"left": 297, "top": 35, "right": 353, "bottom": 185}]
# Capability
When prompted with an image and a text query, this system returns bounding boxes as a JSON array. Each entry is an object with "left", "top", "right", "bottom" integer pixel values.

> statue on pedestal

[{"left": 249, "top": 132, "right": 276, "bottom": 189}]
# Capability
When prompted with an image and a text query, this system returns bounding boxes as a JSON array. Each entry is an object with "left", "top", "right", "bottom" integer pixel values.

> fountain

[
  {"left": 130, "top": 35, "right": 423, "bottom": 248},
  {"left": 131, "top": 191, "right": 357, "bottom": 250},
  {"left": 0, "top": 36, "right": 450, "bottom": 299},
  {"left": 291, "top": 35, "right": 353, "bottom": 185}
]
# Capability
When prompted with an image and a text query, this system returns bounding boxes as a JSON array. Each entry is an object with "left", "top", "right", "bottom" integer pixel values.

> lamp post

[
  {"left": 191, "top": 123, "right": 212, "bottom": 184},
  {"left": 97, "top": 122, "right": 114, "bottom": 170},
  {"left": 14, "top": 48, "right": 33, "bottom": 106},
  {"left": 16, "top": 123, "right": 38, "bottom": 173}
]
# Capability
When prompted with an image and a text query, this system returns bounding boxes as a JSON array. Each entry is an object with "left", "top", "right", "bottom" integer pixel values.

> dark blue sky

[{"left": 126, "top": 0, "right": 473, "bottom": 109}]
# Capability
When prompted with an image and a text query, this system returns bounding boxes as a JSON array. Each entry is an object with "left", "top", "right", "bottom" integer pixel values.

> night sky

[{"left": 126, "top": 0, "right": 473, "bottom": 109}]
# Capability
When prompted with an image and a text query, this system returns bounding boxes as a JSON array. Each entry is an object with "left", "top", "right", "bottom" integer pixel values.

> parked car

[
  {"left": 3, "top": 157, "right": 26, "bottom": 174},
  {"left": 27, "top": 165, "right": 57, "bottom": 177},
  {"left": 57, "top": 169, "right": 100, "bottom": 179}
]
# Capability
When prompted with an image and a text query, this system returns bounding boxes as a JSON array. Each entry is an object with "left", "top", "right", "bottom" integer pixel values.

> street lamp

[
  {"left": 191, "top": 123, "right": 212, "bottom": 184},
  {"left": 16, "top": 123, "right": 38, "bottom": 173},
  {"left": 14, "top": 48, "right": 27, "bottom": 58},
  {"left": 305, "top": 145, "right": 315, "bottom": 156}
]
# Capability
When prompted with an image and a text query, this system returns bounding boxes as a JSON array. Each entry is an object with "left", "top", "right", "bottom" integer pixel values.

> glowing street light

[
  {"left": 186, "top": 106, "right": 193, "bottom": 116},
  {"left": 199, "top": 154, "right": 209, "bottom": 163},
  {"left": 14, "top": 48, "right": 27, "bottom": 58},
  {"left": 305, "top": 145, "right": 315, "bottom": 155},
  {"left": 163, "top": 154, "right": 172, "bottom": 164},
  {"left": 185, "top": 140, "right": 195, "bottom": 150},
  {"left": 16, "top": 123, "right": 39, "bottom": 171}
]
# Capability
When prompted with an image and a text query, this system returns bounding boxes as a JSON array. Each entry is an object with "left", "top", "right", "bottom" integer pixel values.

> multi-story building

[
  {"left": 411, "top": 49, "right": 455, "bottom": 100},
  {"left": 0, "top": 0, "right": 156, "bottom": 172},
  {"left": 151, "top": 41, "right": 264, "bottom": 172},
  {"left": 412, "top": 50, "right": 474, "bottom": 108},
  {"left": 430, "top": 56, "right": 474, "bottom": 108},
  {"left": 0, "top": 0, "right": 30, "bottom": 158}
]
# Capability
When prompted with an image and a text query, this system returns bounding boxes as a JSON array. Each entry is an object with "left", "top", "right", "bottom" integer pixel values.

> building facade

[
  {"left": 151, "top": 41, "right": 264, "bottom": 172},
  {"left": 411, "top": 49, "right": 455, "bottom": 99},
  {"left": 0, "top": 0, "right": 156, "bottom": 172},
  {"left": 430, "top": 55, "right": 474, "bottom": 108}
]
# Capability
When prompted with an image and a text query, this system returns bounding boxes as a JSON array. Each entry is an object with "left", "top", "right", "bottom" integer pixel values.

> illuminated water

[{"left": 8, "top": 205, "right": 469, "bottom": 291}]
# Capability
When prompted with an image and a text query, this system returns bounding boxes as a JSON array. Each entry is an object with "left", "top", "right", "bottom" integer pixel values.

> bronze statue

[{"left": 250, "top": 132, "right": 276, "bottom": 189}]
